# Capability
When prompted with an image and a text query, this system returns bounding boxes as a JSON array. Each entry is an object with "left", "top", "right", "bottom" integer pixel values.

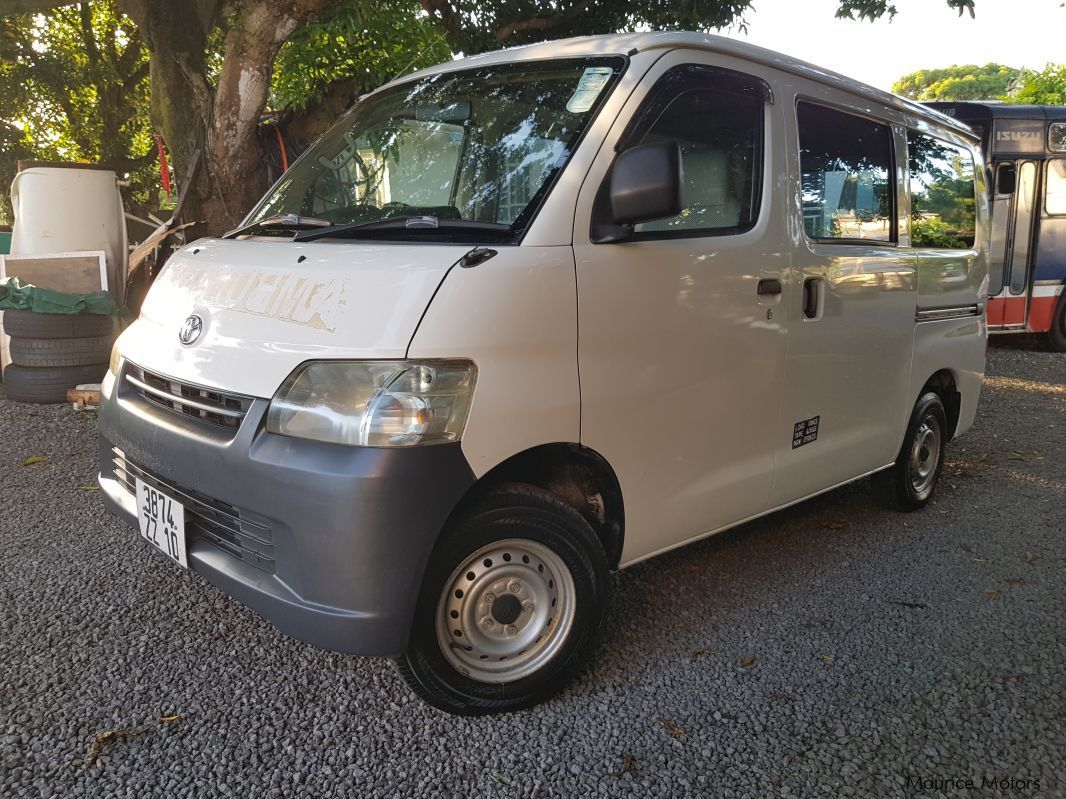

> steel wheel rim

[
  {"left": 909, "top": 416, "right": 941, "bottom": 499},
  {"left": 436, "top": 538, "right": 577, "bottom": 684}
]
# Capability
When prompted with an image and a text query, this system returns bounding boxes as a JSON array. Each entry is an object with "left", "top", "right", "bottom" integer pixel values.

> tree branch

[
  {"left": 419, "top": 0, "right": 459, "bottom": 35},
  {"left": 78, "top": 2, "right": 100, "bottom": 70},
  {"left": 494, "top": 0, "right": 593, "bottom": 44}
]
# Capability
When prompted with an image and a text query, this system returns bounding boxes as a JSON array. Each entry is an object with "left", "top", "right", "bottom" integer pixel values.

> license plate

[{"left": 135, "top": 479, "right": 188, "bottom": 568}]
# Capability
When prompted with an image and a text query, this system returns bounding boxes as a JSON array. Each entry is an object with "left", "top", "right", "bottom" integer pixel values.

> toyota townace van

[{"left": 99, "top": 32, "right": 988, "bottom": 714}]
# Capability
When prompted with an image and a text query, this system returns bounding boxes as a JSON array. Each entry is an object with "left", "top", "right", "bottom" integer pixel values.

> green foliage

[
  {"left": 0, "top": 0, "right": 993, "bottom": 227},
  {"left": 836, "top": 0, "right": 975, "bottom": 20},
  {"left": 272, "top": 0, "right": 451, "bottom": 112},
  {"left": 1006, "top": 63, "right": 1066, "bottom": 105},
  {"left": 0, "top": 3, "right": 155, "bottom": 224},
  {"left": 892, "top": 64, "right": 1020, "bottom": 101},
  {"left": 422, "top": 0, "right": 755, "bottom": 55},
  {"left": 911, "top": 216, "right": 967, "bottom": 248}
]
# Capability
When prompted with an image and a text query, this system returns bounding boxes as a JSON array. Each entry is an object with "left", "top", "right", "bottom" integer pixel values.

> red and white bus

[{"left": 930, "top": 102, "right": 1066, "bottom": 350}]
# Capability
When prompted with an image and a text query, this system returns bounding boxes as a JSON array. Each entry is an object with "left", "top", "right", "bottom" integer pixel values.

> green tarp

[{"left": 0, "top": 276, "right": 119, "bottom": 316}]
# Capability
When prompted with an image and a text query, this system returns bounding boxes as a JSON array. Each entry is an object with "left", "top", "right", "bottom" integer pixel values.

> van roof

[{"left": 391, "top": 31, "right": 976, "bottom": 139}]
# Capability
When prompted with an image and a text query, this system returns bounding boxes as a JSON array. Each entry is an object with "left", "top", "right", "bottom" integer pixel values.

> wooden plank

[{"left": 0, "top": 250, "right": 107, "bottom": 293}]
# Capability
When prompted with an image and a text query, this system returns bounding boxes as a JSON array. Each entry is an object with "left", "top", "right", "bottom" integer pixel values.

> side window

[
  {"left": 627, "top": 66, "right": 765, "bottom": 237},
  {"left": 798, "top": 102, "right": 894, "bottom": 242},
  {"left": 907, "top": 132, "right": 977, "bottom": 248},
  {"left": 1047, "top": 159, "right": 1066, "bottom": 215}
]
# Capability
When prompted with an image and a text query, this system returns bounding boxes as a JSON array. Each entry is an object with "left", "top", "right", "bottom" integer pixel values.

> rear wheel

[
  {"left": 1048, "top": 293, "right": 1066, "bottom": 353},
  {"left": 872, "top": 391, "right": 947, "bottom": 512},
  {"left": 394, "top": 483, "right": 610, "bottom": 715}
]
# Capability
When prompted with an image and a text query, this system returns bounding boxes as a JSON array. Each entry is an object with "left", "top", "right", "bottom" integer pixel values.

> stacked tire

[{"left": 2, "top": 310, "right": 114, "bottom": 403}]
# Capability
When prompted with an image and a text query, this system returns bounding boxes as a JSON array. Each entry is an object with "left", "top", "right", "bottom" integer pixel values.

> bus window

[
  {"left": 1010, "top": 162, "right": 1038, "bottom": 295},
  {"left": 995, "top": 163, "right": 1016, "bottom": 196},
  {"left": 1047, "top": 159, "right": 1066, "bottom": 215},
  {"left": 907, "top": 132, "right": 977, "bottom": 248}
]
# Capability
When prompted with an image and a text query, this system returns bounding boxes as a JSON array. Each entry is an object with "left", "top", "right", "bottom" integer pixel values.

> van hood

[{"left": 119, "top": 237, "right": 469, "bottom": 398}]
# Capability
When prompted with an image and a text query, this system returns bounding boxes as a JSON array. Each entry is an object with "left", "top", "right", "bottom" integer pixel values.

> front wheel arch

[{"left": 451, "top": 443, "right": 625, "bottom": 569}]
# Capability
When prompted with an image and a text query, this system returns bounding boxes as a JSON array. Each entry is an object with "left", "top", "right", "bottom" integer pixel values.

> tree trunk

[
  {"left": 119, "top": 0, "right": 217, "bottom": 232},
  {"left": 118, "top": 0, "right": 328, "bottom": 237},
  {"left": 206, "top": 1, "right": 328, "bottom": 231}
]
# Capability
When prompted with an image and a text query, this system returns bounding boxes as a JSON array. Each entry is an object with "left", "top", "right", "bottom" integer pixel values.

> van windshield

[{"left": 244, "top": 57, "right": 626, "bottom": 243}]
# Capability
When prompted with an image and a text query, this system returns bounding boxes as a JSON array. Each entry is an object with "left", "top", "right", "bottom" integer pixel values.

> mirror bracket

[{"left": 591, "top": 223, "right": 634, "bottom": 245}]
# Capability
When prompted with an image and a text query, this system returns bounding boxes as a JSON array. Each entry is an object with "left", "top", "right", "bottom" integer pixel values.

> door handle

[
  {"left": 757, "top": 278, "right": 783, "bottom": 296},
  {"left": 803, "top": 277, "right": 823, "bottom": 319}
]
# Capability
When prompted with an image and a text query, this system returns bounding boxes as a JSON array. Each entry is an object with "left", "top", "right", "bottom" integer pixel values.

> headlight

[
  {"left": 266, "top": 360, "right": 476, "bottom": 447},
  {"left": 108, "top": 341, "right": 122, "bottom": 376},
  {"left": 102, "top": 342, "right": 121, "bottom": 400}
]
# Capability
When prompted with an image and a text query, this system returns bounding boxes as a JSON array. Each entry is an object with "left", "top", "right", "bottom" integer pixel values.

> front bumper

[{"left": 98, "top": 365, "right": 475, "bottom": 656}]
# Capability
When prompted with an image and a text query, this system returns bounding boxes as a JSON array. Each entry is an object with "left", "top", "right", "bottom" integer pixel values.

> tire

[
  {"left": 1, "top": 363, "right": 107, "bottom": 404},
  {"left": 1048, "top": 293, "right": 1066, "bottom": 353},
  {"left": 872, "top": 391, "right": 947, "bottom": 512},
  {"left": 2, "top": 309, "right": 114, "bottom": 339},
  {"left": 9, "top": 335, "right": 113, "bottom": 368},
  {"left": 394, "top": 483, "right": 611, "bottom": 715}
]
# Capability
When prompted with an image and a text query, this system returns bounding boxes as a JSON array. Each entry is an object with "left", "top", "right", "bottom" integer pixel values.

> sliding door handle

[
  {"left": 803, "top": 276, "right": 824, "bottom": 319},
  {"left": 757, "top": 278, "right": 783, "bottom": 296}
]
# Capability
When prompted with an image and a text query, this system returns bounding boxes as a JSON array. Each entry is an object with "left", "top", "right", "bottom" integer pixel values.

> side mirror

[
  {"left": 609, "top": 141, "right": 683, "bottom": 226},
  {"left": 995, "top": 163, "right": 1016, "bottom": 196}
]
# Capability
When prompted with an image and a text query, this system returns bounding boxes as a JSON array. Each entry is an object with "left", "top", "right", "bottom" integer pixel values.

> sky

[{"left": 720, "top": 0, "right": 1065, "bottom": 91}]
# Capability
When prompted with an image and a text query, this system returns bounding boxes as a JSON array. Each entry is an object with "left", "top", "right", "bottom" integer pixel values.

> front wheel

[
  {"left": 872, "top": 391, "right": 947, "bottom": 512},
  {"left": 394, "top": 484, "right": 610, "bottom": 715}
]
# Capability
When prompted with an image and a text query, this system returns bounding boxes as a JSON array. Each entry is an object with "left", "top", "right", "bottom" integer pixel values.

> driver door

[{"left": 572, "top": 52, "right": 791, "bottom": 563}]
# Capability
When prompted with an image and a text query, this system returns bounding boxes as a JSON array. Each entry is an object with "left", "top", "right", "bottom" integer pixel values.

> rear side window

[
  {"left": 798, "top": 102, "right": 894, "bottom": 242},
  {"left": 1047, "top": 159, "right": 1066, "bottom": 215},
  {"left": 908, "top": 132, "right": 977, "bottom": 248},
  {"left": 626, "top": 65, "right": 766, "bottom": 238}
]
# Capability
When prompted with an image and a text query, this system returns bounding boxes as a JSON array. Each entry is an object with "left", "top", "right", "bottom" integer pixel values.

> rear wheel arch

[
  {"left": 920, "top": 368, "right": 961, "bottom": 440},
  {"left": 454, "top": 443, "right": 625, "bottom": 569}
]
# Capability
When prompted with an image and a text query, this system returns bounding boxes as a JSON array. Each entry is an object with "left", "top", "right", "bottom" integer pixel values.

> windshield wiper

[
  {"left": 292, "top": 215, "right": 514, "bottom": 243},
  {"left": 223, "top": 213, "right": 332, "bottom": 239}
]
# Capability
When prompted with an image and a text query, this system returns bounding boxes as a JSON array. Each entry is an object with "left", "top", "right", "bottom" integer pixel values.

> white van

[{"left": 99, "top": 32, "right": 988, "bottom": 714}]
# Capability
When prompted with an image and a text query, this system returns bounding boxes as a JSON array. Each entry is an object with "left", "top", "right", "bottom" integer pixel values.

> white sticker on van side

[
  {"left": 174, "top": 266, "right": 347, "bottom": 332},
  {"left": 566, "top": 67, "right": 614, "bottom": 114}
]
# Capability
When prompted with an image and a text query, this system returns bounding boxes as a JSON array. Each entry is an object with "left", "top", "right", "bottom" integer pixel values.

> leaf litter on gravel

[
  {"left": 612, "top": 753, "right": 638, "bottom": 777},
  {"left": 82, "top": 715, "right": 182, "bottom": 769},
  {"left": 657, "top": 719, "right": 687, "bottom": 737}
]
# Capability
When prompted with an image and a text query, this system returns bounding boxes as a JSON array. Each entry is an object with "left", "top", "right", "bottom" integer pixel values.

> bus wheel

[
  {"left": 394, "top": 483, "right": 610, "bottom": 715},
  {"left": 872, "top": 391, "right": 947, "bottom": 512},
  {"left": 1048, "top": 294, "right": 1066, "bottom": 353}
]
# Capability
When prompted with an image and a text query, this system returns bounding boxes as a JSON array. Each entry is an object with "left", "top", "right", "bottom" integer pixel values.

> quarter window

[
  {"left": 1047, "top": 159, "right": 1066, "bottom": 215},
  {"left": 628, "top": 66, "right": 765, "bottom": 237},
  {"left": 908, "top": 132, "right": 977, "bottom": 248},
  {"left": 798, "top": 103, "right": 894, "bottom": 242}
]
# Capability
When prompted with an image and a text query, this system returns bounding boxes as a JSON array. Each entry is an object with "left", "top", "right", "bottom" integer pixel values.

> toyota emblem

[{"left": 178, "top": 314, "right": 203, "bottom": 345}]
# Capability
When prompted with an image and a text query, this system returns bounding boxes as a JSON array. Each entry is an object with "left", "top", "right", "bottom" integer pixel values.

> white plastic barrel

[{"left": 10, "top": 164, "right": 128, "bottom": 305}]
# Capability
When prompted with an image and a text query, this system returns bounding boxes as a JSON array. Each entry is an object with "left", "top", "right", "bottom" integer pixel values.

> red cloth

[{"left": 155, "top": 134, "right": 171, "bottom": 198}]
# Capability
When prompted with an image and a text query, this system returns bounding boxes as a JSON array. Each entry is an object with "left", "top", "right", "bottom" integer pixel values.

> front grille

[
  {"left": 113, "top": 448, "right": 275, "bottom": 574},
  {"left": 124, "top": 362, "right": 252, "bottom": 431}
]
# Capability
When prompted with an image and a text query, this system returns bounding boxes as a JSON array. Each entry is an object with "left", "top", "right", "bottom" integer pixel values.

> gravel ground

[{"left": 1, "top": 341, "right": 1063, "bottom": 799}]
